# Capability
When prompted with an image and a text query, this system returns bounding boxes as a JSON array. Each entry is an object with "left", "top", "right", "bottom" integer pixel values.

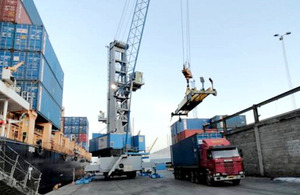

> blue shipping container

[
  {"left": 133, "top": 135, "right": 146, "bottom": 151},
  {"left": 0, "top": 23, "right": 15, "bottom": 49},
  {"left": 17, "top": 81, "right": 61, "bottom": 129},
  {"left": 0, "top": 22, "right": 64, "bottom": 88},
  {"left": 89, "top": 133, "right": 132, "bottom": 152},
  {"left": 0, "top": 50, "right": 63, "bottom": 107},
  {"left": 172, "top": 133, "right": 222, "bottom": 166}
]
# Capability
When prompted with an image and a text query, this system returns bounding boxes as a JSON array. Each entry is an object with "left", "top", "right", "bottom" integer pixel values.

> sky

[{"left": 33, "top": 0, "right": 300, "bottom": 152}]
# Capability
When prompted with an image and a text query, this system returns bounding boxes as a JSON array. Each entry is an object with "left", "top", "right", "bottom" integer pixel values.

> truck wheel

[
  {"left": 205, "top": 173, "right": 213, "bottom": 186},
  {"left": 194, "top": 172, "right": 200, "bottom": 184},
  {"left": 232, "top": 179, "right": 240, "bottom": 185},
  {"left": 190, "top": 171, "right": 195, "bottom": 183},
  {"left": 174, "top": 170, "right": 178, "bottom": 179}
]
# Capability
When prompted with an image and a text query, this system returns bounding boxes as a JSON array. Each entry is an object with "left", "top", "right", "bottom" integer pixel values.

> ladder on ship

[{"left": 0, "top": 139, "right": 42, "bottom": 195}]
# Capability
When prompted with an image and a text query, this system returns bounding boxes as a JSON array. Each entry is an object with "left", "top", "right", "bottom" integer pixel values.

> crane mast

[{"left": 101, "top": 0, "right": 150, "bottom": 137}]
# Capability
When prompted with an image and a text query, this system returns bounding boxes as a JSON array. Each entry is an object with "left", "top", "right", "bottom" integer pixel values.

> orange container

[{"left": 174, "top": 129, "right": 218, "bottom": 144}]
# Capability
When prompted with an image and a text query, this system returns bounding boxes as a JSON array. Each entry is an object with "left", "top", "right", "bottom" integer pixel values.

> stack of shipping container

[
  {"left": 0, "top": 0, "right": 64, "bottom": 129},
  {"left": 210, "top": 115, "right": 247, "bottom": 131},
  {"left": 63, "top": 117, "right": 89, "bottom": 150},
  {"left": 170, "top": 116, "right": 246, "bottom": 145},
  {"left": 171, "top": 118, "right": 220, "bottom": 145}
]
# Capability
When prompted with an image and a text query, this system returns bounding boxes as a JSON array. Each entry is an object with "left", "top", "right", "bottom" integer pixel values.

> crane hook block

[{"left": 182, "top": 67, "right": 193, "bottom": 80}]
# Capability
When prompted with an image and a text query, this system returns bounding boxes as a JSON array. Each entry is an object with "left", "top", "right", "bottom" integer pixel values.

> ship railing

[{"left": 0, "top": 141, "right": 42, "bottom": 195}]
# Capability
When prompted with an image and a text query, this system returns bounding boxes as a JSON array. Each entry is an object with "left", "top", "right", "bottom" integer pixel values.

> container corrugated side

[
  {"left": 0, "top": 22, "right": 15, "bottom": 49},
  {"left": 17, "top": 81, "right": 61, "bottom": 129},
  {"left": 21, "top": 0, "right": 43, "bottom": 26},
  {"left": 171, "top": 133, "right": 223, "bottom": 167},
  {"left": 171, "top": 135, "right": 200, "bottom": 167},
  {"left": 0, "top": 50, "right": 63, "bottom": 107},
  {"left": 0, "top": 0, "right": 32, "bottom": 24},
  {"left": 0, "top": 22, "right": 64, "bottom": 88}
]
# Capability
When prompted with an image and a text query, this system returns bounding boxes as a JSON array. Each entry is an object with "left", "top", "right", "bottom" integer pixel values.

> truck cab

[{"left": 200, "top": 138, "right": 245, "bottom": 185}]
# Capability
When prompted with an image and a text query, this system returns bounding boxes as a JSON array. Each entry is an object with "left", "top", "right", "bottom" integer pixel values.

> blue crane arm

[{"left": 126, "top": 0, "right": 151, "bottom": 77}]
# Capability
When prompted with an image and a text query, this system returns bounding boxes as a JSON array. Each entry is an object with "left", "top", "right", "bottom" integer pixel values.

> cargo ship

[
  {"left": 0, "top": 75, "right": 91, "bottom": 194},
  {"left": 0, "top": 0, "right": 92, "bottom": 194}
]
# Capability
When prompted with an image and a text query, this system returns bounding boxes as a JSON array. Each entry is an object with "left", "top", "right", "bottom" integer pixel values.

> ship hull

[{"left": 1, "top": 138, "right": 87, "bottom": 194}]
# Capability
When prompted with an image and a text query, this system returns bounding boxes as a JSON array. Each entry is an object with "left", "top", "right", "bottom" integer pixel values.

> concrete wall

[{"left": 225, "top": 109, "right": 300, "bottom": 177}]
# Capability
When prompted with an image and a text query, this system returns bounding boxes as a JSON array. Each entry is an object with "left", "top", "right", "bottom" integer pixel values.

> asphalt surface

[{"left": 47, "top": 170, "right": 300, "bottom": 195}]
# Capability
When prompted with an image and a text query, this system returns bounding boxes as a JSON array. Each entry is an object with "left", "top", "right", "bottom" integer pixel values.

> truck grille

[{"left": 224, "top": 162, "right": 234, "bottom": 175}]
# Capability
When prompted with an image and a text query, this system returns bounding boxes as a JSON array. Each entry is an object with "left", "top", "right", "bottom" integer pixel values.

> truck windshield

[{"left": 212, "top": 148, "right": 240, "bottom": 159}]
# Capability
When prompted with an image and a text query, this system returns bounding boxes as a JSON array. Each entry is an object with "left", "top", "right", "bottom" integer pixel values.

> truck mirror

[{"left": 239, "top": 149, "right": 243, "bottom": 157}]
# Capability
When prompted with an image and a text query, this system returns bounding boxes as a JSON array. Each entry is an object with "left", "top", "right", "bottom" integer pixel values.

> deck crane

[
  {"left": 86, "top": 0, "right": 151, "bottom": 179},
  {"left": 172, "top": 0, "right": 216, "bottom": 117}
]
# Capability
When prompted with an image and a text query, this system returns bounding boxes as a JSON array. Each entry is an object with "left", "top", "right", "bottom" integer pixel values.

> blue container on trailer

[
  {"left": 0, "top": 22, "right": 15, "bottom": 49},
  {"left": 17, "top": 81, "right": 61, "bottom": 129},
  {"left": 22, "top": 0, "right": 44, "bottom": 26},
  {"left": 171, "top": 133, "right": 223, "bottom": 166},
  {"left": 133, "top": 135, "right": 146, "bottom": 151}
]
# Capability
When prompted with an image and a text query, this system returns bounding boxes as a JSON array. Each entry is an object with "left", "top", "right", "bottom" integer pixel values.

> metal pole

[
  {"left": 1, "top": 100, "right": 8, "bottom": 137},
  {"left": 281, "top": 38, "right": 296, "bottom": 108}
]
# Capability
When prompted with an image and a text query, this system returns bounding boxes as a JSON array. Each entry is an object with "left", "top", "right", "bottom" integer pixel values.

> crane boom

[{"left": 126, "top": 0, "right": 151, "bottom": 77}]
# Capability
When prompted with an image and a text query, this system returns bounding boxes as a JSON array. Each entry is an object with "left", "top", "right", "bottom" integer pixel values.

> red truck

[{"left": 172, "top": 135, "right": 245, "bottom": 185}]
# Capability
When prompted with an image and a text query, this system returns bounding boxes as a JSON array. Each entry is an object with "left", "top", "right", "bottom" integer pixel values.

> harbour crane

[{"left": 86, "top": 0, "right": 151, "bottom": 179}]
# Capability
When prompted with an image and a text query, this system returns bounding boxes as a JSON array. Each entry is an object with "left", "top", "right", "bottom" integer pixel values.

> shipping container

[
  {"left": 0, "top": 22, "right": 64, "bottom": 88},
  {"left": 133, "top": 135, "right": 146, "bottom": 151},
  {"left": 89, "top": 133, "right": 132, "bottom": 152},
  {"left": 21, "top": 0, "right": 43, "bottom": 26},
  {"left": 171, "top": 118, "right": 210, "bottom": 136},
  {"left": 63, "top": 125, "right": 88, "bottom": 135},
  {"left": 63, "top": 117, "right": 88, "bottom": 126},
  {"left": 17, "top": 81, "right": 61, "bottom": 129},
  {"left": 0, "top": 0, "right": 32, "bottom": 24},
  {"left": 78, "top": 133, "right": 88, "bottom": 143},
  {"left": 172, "top": 129, "right": 220, "bottom": 144},
  {"left": 0, "top": 50, "right": 63, "bottom": 106},
  {"left": 0, "top": 22, "right": 14, "bottom": 49},
  {"left": 63, "top": 126, "right": 71, "bottom": 134},
  {"left": 210, "top": 115, "right": 247, "bottom": 130},
  {"left": 171, "top": 133, "right": 222, "bottom": 166}
]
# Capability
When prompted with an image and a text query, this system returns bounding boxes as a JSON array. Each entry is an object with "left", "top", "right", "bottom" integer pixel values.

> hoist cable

[
  {"left": 180, "top": 0, "right": 186, "bottom": 65},
  {"left": 186, "top": 0, "right": 191, "bottom": 67},
  {"left": 115, "top": 0, "right": 130, "bottom": 40}
]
